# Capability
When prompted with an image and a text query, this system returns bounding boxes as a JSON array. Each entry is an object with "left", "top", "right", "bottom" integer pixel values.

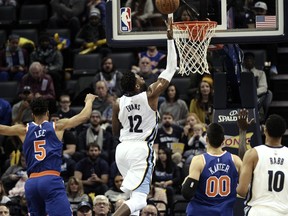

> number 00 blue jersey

[
  {"left": 23, "top": 121, "right": 62, "bottom": 176},
  {"left": 186, "top": 151, "right": 238, "bottom": 216}
]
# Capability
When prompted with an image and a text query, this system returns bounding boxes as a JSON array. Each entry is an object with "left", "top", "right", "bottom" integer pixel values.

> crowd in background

[{"left": 0, "top": 0, "right": 277, "bottom": 215}]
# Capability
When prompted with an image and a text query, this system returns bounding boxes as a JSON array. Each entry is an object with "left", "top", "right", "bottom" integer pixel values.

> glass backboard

[{"left": 106, "top": 0, "right": 287, "bottom": 47}]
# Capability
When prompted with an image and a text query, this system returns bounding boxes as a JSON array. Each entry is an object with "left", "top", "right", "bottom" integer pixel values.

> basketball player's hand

[
  {"left": 85, "top": 93, "right": 97, "bottom": 103},
  {"left": 237, "top": 109, "right": 254, "bottom": 131},
  {"left": 165, "top": 17, "right": 173, "bottom": 40}
]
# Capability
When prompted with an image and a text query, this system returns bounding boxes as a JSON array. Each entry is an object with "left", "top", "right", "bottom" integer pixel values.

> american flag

[{"left": 256, "top": 16, "right": 276, "bottom": 28}]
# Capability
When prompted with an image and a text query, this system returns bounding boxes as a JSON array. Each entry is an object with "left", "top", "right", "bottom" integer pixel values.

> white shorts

[
  {"left": 115, "top": 140, "right": 156, "bottom": 194},
  {"left": 246, "top": 206, "right": 288, "bottom": 216}
]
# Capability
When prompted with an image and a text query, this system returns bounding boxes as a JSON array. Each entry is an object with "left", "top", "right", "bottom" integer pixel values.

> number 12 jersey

[{"left": 118, "top": 92, "right": 159, "bottom": 142}]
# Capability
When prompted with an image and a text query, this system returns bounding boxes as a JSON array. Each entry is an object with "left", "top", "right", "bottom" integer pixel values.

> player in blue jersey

[
  {"left": 182, "top": 123, "right": 242, "bottom": 216},
  {"left": 0, "top": 93, "right": 96, "bottom": 216},
  {"left": 112, "top": 17, "right": 177, "bottom": 216}
]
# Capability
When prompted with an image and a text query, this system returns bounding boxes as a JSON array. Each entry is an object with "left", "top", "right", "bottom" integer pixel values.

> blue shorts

[{"left": 25, "top": 174, "right": 72, "bottom": 216}]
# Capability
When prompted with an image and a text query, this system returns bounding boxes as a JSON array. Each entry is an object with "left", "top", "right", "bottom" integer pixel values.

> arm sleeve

[
  {"left": 158, "top": 40, "right": 177, "bottom": 82},
  {"left": 181, "top": 177, "right": 199, "bottom": 200}
]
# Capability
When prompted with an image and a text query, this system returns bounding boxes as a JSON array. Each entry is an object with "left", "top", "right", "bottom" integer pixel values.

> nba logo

[{"left": 120, "top": 7, "right": 132, "bottom": 32}]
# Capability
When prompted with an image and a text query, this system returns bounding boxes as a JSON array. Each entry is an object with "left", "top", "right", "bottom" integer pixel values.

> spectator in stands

[
  {"left": 74, "top": 143, "right": 109, "bottom": 195},
  {"left": 138, "top": 46, "right": 166, "bottom": 71},
  {"left": 47, "top": 114, "right": 76, "bottom": 178},
  {"left": 93, "top": 195, "right": 110, "bottom": 216},
  {"left": 87, "top": 0, "right": 106, "bottom": 28},
  {"left": 0, "top": 181, "right": 10, "bottom": 204},
  {"left": 234, "top": 1, "right": 256, "bottom": 28},
  {"left": 0, "top": 204, "right": 10, "bottom": 216},
  {"left": 239, "top": 1, "right": 268, "bottom": 29},
  {"left": 154, "top": 112, "right": 184, "bottom": 154},
  {"left": 11, "top": 87, "right": 33, "bottom": 124},
  {"left": 93, "top": 81, "right": 112, "bottom": 114},
  {"left": 56, "top": 94, "right": 77, "bottom": 119},
  {"left": 0, "top": 34, "right": 29, "bottom": 82},
  {"left": 153, "top": 146, "right": 181, "bottom": 210},
  {"left": 131, "top": 57, "right": 160, "bottom": 104},
  {"left": 50, "top": 113, "right": 76, "bottom": 160},
  {"left": 66, "top": 176, "right": 90, "bottom": 213},
  {"left": 159, "top": 83, "right": 189, "bottom": 126},
  {"left": 182, "top": 123, "right": 207, "bottom": 177},
  {"left": 242, "top": 52, "right": 272, "bottom": 122},
  {"left": 140, "top": 203, "right": 159, "bottom": 216},
  {"left": 147, "top": 184, "right": 167, "bottom": 215},
  {"left": 18, "top": 62, "right": 56, "bottom": 112},
  {"left": 189, "top": 76, "right": 214, "bottom": 125},
  {"left": 125, "top": 0, "right": 154, "bottom": 30},
  {"left": 91, "top": 57, "right": 123, "bottom": 97},
  {"left": 132, "top": 56, "right": 158, "bottom": 86},
  {"left": 1, "top": 153, "right": 26, "bottom": 193},
  {"left": 75, "top": 8, "right": 109, "bottom": 56},
  {"left": 182, "top": 113, "right": 205, "bottom": 145},
  {"left": 108, "top": 161, "right": 119, "bottom": 188},
  {"left": 105, "top": 173, "right": 129, "bottom": 203},
  {"left": 49, "top": 0, "right": 86, "bottom": 41},
  {"left": 8, "top": 168, "right": 27, "bottom": 198},
  {"left": 60, "top": 156, "right": 76, "bottom": 183},
  {"left": 76, "top": 201, "right": 93, "bottom": 216},
  {"left": 101, "top": 93, "right": 117, "bottom": 130},
  {"left": 0, "top": 0, "right": 16, "bottom": 6},
  {"left": 0, "top": 98, "right": 11, "bottom": 126},
  {"left": 186, "top": 123, "right": 207, "bottom": 154},
  {"left": 77, "top": 110, "right": 115, "bottom": 163},
  {"left": 30, "top": 33, "right": 64, "bottom": 99},
  {"left": 175, "top": 4, "right": 198, "bottom": 22}
]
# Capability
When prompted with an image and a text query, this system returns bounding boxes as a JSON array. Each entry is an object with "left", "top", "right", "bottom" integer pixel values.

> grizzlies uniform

[
  {"left": 186, "top": 151, "right": 238, "bottom": 216},
  {"left": 23, "top": 121, "right": 72, "bottom": 216},
  {"left": 245, "top": 145, "right": 288, "bottom": 216},
  {"left": 116, "top": 91, "right": 158, "bottom": 194}
]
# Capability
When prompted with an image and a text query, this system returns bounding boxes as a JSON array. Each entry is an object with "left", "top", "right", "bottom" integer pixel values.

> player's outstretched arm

[
  {"left": 237, "top": 109, "right": 254, "bottom": 160},
  {"left": 0, "top": 124, "right": 26, "bottom": 142},
  {"left": 237, "top": 148, "right": 258, "bottom": 197},
  {"left": 181, "top": 155, "right": 203, "bottom": 200},
  {"left": 56, "top": 94, "right": 97, "bottom": 130},
  {"left": 112, "top": 100, "right": 121, "bottom": 138},
  {"left": 147, "top": 17, "right": 177, "bottom": 99}
]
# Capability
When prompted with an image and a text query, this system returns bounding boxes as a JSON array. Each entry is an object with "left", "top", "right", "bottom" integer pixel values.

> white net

[{"left": 172, "top": 21, "right": 217, "bottom": 75}]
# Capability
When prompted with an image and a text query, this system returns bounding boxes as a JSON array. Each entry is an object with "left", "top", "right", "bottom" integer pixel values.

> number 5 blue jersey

[
  {"left": 23, "top": 121, "right": 62, "bottom": 176},
  {"left": 187, "top": 151, "right": 238, "bottom": 216}
]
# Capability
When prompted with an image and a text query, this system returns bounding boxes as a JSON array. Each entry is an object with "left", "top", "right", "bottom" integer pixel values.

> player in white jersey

[
  {"left": 237, "top": 114, "right": 288, "bottom": 216},
  {"left": 112, "top": 18, "right": 177, "bottom": 216}
]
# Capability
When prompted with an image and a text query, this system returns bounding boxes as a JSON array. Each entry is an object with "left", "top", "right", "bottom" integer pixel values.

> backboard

[{"left": 106, "top": 0, "right": 288, "bottom": 47}]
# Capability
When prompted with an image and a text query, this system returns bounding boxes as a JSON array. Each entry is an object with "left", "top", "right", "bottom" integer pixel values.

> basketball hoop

[{"left": 172, "top": 21, "right": 217, "bottom": 75}]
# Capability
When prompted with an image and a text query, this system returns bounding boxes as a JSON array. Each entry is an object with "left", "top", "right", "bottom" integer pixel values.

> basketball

[{"left": 155, "top": 0, "right": 180, "bottom": 14}]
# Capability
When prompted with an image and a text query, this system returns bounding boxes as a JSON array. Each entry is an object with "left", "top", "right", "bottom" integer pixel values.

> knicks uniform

[
  {"left": 245, "top": 145, "right": 288, "bottom": 216},
  {"left": 186, "top": 151, "right": 238, "bottom": 216},
  {"left": 23, "top": 121, "right": 72, "bottom": 216},
  {"left": 116, "top": 92, "right": 159, "bottom": 194}
]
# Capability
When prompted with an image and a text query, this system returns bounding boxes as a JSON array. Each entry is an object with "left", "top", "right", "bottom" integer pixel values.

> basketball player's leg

[
  {"left": 44, "top": 176, "right": 72, "bottom": 216},
  {"left": 117, "top": 141, "right": 154, "bottom": 192},
  {"left": 115, "top": 142, "right": 130, "bottom": 179},
  {"left": 114, "top": 142, "right": 154, "bottom": 216},
  {"left": 25, "top": 178, "right": 46, "bottom": 215}
]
